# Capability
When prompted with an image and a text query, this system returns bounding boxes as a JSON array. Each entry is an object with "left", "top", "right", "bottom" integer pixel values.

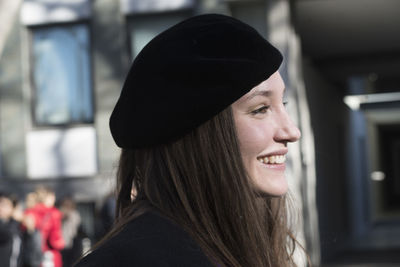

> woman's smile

[{"left": 257, "top": 151, "right": 287, "bottom": 171}]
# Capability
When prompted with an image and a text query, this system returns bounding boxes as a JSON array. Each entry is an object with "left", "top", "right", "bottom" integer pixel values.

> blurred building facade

[
  {"left": 294, "top": 0, "right": 400, "bottom": 266},
  {"left": 0, "top": 0, "right": 399, "bottom": 266}
]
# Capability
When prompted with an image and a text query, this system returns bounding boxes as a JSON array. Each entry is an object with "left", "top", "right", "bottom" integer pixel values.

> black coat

[
  {"left": 0, "top": 219, "right": 21, "bottom": 267},
  {"left": 75, "top": 211, "right": 213, "bottom": 267}
]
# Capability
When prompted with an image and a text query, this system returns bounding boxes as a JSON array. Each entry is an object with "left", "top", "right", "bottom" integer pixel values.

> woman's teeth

[{"left": 257, "top": 155, "right": 286, "bottom": 164}]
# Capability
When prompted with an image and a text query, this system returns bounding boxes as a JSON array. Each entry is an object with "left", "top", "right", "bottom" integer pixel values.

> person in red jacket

[{"left": 25, "top": 186, "right": 65, "bottom": 267}]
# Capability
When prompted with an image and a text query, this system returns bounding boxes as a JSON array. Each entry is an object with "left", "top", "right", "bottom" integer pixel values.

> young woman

[{"left": 76, "top": 14, "right": 302, "bottom": 267}]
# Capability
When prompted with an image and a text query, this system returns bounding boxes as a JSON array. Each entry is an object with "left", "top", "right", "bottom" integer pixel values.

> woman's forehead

[{"left": 237, "top": 72, "right": 285, "bottom": 103}]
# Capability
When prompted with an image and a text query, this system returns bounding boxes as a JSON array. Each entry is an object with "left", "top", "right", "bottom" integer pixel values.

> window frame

[
  {"left": 126, "top": 9, "right": 192, "bottom": 61},
  {"left": 28, "top": 21, "right": 95, "bottom": 128}
]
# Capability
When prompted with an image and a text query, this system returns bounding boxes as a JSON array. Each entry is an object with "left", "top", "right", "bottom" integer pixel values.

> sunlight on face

[{"left": 232, "top": 72, "right": 301, "bottom": 196}]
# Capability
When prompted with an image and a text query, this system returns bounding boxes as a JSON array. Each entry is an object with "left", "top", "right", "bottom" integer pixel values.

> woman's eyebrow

[{"left": 245, "top": 90, "right": 272, "bottom": 101}]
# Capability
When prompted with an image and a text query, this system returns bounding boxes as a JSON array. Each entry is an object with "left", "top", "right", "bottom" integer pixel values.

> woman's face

[{"left": 232, "top": 71, "right": 301, "bottom": 196}]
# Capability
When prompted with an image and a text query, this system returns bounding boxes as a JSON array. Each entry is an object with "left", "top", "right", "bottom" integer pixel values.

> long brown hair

[{"left": 100, "top": 106, "right": 298, "bottom": 266}]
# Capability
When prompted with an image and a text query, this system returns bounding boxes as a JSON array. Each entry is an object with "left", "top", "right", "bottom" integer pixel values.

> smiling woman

[
  {"left": 232, "top": 72, "right": 301, "bottom": 196},
  {"left": 76, "top": 14, "right": 304, "bottom": 267}
]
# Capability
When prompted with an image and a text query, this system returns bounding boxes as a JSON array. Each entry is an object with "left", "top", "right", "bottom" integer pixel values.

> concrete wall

[{"left": 0, "top": 13, "right": 26, "bottom": 179}]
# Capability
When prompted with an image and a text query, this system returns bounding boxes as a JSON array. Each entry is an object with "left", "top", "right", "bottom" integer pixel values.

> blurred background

[{"left": 0, "top": 0, "right": 399, "bottom": 266}]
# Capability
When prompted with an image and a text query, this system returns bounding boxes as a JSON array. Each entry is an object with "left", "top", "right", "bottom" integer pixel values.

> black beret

[{"left": 110, "top": 14, "right": 283, "bottom": 148}]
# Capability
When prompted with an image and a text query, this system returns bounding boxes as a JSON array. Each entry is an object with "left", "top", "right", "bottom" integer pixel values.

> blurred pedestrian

[
  {"left": 24, "top": 186, "right": 65, "bottom": 267},
  {"left": 25, "top": 193, "right": 38, "bottom": 210},
  {"left": 0, "top": 192, "right": 22, "bottom": 267},
  {"left": 59, "top": 197, "right": 81, "bottom": 267},
  {"left": 77, "top": 14, "right": 303, "bottom": 267}
]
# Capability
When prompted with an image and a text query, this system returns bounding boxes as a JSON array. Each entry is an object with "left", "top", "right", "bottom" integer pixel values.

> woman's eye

[
  {"left": 283, "top": 101, "right": 288, "bottom": 107},
  {"left": 251, "top": 105, "right": 270, "bottom": 114}
]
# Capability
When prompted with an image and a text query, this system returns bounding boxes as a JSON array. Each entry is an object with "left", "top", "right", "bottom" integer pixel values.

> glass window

[
  {"left": 32, "top": 24, "right": 93, "bottom": 125},
  {"left": 128, "top": 13, "right": 189, "bottom": 58}
]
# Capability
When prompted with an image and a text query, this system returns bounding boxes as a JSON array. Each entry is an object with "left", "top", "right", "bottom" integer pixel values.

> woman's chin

[{"left": 254, "top": 178, "right": 288, "bottom": 197}]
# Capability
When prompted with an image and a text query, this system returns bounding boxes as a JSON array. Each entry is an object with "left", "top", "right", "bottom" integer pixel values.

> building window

[
  {"left": 128, "top": 12, "right": 189, "bottom": 58},
  {"left": 31, "top": 24, "right": 92, "bottom": 126}
]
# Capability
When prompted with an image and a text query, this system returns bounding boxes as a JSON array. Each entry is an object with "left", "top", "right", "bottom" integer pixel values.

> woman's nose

[{"left": 274, "top": 113, "right": 301, "bottom": 143}]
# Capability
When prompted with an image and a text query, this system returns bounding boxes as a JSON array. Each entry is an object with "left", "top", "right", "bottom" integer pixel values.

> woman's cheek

[{"left": 236, "top": 119, "right": 271, "bottom": 152}]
